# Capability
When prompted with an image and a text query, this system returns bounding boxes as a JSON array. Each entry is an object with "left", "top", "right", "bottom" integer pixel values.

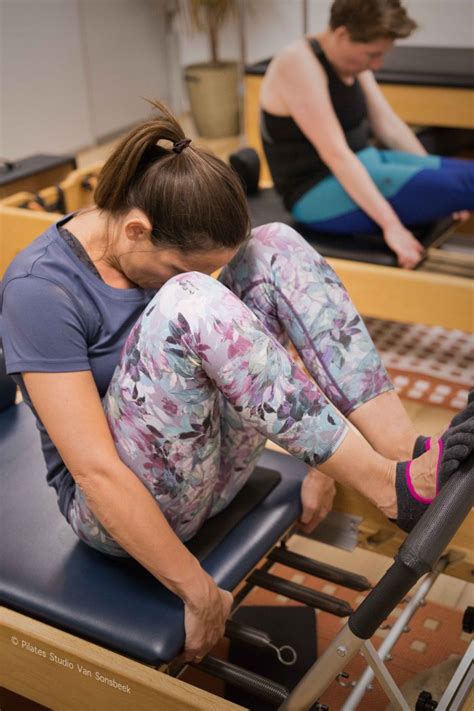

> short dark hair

[
  {"left": 329, "top": 0, "right": 417, "bottom": 42},
  {"left": 94, "top": 100, "right": 250, "bottom": 252}
]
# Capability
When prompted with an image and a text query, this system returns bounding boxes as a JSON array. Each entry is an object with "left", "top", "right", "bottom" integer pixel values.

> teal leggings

[{"left": 292, "top": 147, "right": 474, "bottom": 233}]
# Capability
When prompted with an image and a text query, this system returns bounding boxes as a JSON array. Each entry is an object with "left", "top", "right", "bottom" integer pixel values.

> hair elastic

[{"left": 172, "top": 138, "right": 192, "bottom": 154}]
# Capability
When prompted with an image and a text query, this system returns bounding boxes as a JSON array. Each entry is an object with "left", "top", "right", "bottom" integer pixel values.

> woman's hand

[
  {"left": 383, "top": 223, "right": 425, "bottom": 269},
  {"left": 299, "top": 468, "right": 336, "bottom": 534},
  {"left": 183, "top": 572, "right": 233, "bottom": 662}
]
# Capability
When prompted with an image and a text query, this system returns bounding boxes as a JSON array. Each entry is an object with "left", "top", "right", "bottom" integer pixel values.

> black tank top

[{"left": 261, "top": 37, "right": 370, "bottom": 210}]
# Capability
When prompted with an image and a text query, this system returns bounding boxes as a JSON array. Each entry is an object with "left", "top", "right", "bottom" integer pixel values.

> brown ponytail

[{"left": 94, "top": 100, "right": 250, "bottom": 252}]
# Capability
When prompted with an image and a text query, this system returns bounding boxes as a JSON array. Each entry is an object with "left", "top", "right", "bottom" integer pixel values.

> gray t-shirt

[{"left": 0, "top": 215, "right": 155, "bottom": 519}]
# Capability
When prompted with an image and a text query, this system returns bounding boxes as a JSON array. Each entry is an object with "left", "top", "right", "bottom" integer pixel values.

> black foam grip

[
  {"left": 248, "top": 570, "right": 353, "bottom": 617},
  {"left": 349, "top": 560, "right": 418, "bottom": 639},
  {"left": 398, "top": 454, "right": 474, "bottom": 576},
  {"left": 349, "top": 455, "right": 473, "bottom": 639}
]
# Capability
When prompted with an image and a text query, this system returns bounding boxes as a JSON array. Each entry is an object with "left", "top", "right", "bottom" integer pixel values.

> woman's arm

[
  {"left": 277, "top": 44, "right": 423, "bottom": 268},
  {"left": 23, "top": 369, "right": 233, "bottom": 661},
  {"left": 359, "top": 70, "right": 427, "bottom": 155}
]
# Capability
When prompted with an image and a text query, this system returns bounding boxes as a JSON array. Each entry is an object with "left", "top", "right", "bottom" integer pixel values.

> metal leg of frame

[
  {"left": 279, "top": 625, "right": 364, "bottom": 711},
  {"left": 436, "top": 641, "right": 473, "bottom": 711},
  {"left": 360, "top": 640, "right": 410, "bottom": 711},
  {"left": 341, "top": 557, "right": 449, "bottom": 711}
]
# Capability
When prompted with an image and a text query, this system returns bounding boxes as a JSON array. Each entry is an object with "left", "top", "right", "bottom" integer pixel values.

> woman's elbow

[{"left": 70, "top": 455, "right": 119, "bottom": 490}]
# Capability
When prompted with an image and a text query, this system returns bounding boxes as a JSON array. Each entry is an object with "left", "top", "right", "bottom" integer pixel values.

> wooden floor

[{"left": 77, "top": 119, "right": 473, "bottom": 610}]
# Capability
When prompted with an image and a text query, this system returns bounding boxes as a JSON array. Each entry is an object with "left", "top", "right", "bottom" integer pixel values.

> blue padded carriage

[{"left": 1, "top": 400, "right": 307, "bottom": 665}]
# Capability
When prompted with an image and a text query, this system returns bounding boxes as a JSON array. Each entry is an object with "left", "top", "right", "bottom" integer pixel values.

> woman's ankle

[
  {"left": 371, "top": 458, "right": 397, "bottom": 517},
  {"left": 375, "top": 429, "right": 419, "bottom": 461},
  {"left": 406, "top": 442, "right": 440, "bottom": 501}
]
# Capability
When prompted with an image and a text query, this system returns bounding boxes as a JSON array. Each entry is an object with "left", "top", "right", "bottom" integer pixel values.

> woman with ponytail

[{"left": 1, "top": 101, "right": 472, "bottom": 663}]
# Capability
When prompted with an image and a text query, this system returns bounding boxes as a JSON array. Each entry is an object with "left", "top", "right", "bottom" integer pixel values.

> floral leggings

[{"left": 69, "top": 222, "right": 393, "bottom": 555}]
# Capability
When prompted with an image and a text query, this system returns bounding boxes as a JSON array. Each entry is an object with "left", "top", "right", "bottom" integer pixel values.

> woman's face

[
  {"left": 121, "top": 242, "right": 239, "bottom": 290},
  {"left": 333, "top": 28, "right": 395, "bottom": 75},
  {"left": 115, "top": 213, "right": 240, "bottom": 289}
]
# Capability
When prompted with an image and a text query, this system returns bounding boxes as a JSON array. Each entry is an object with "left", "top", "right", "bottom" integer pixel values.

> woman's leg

[
  {"left": 69, "top": 266, "right": 471, "bottom": 548},
  {"left": 292, "top": 147, "right": 474, "bottom": 233},
  {"left": 70, "top": 269, "right": 347, "bottom": 551},
  {"left": 219, "top": 222, "right": 417, "bottom": 459}
]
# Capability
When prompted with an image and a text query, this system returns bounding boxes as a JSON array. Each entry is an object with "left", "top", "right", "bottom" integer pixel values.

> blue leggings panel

[{"left": 292, "top": 147, "right": 474, "bottom": 234}]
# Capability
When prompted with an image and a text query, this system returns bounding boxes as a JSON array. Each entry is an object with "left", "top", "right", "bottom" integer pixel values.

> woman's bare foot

[
  {"left": 402, "top": 442, "right": 440, "bottom": 501},
  {"left": 391, "top": 408, "right": 473, "bottom": 532},
  {"left": 377, "top": 443, "right": 439, "bottom": 520}
]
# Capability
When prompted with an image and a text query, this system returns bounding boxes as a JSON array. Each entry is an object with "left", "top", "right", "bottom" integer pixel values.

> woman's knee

[
  {"left": 249, "top": 222, "right": 326, "bottom": 267},
  {"left": 146, "top": 271, "right": 229, "bottom": 321},
  {"left": 251, "top": 221, "right": 309, "bottom": 248}
]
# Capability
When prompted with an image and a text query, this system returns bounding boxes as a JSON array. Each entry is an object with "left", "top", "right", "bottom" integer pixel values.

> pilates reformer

[
  {"left": 228, "top": 145, "right": 473, "bottom": 333},
  {"left": 242, "top": 45, "right": 474, "bottom": 333},
  {"left": 0, "top": 162, "right": 102, "bottom": 276},
  {"left": 0, "top": 154, "right": 77, "bottom": 200},
  {"left": 1, "top": 331, "right": 473, "bottom": 710}
]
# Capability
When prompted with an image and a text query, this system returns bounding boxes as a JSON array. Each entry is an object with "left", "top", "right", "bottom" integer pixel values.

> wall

[
  {"left": 1, "top": 0, "right": 471, "bottom": 159},
  {"left": 1, "top": 0, "right": 94, "bottom": 160},
  {"left": 176, "top": 0, "right": 474, "bottom": 69},
  {"left": 78, "top": 0, "right": 171, "bottom": 140},
  {"left": 0, "top": 0, "right": 172, "bottom": 160},
  {"left": 307, "top": 0, "right": 474, "bottom": 46}
]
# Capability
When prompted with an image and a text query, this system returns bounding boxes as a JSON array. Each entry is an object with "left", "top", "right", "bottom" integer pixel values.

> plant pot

[{"left": 184, "top": 61, "right": 239, "bottom": 138}]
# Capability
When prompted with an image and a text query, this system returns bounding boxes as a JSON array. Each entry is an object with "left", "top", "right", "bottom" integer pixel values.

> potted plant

[{"left": 178, "top": 0, "right": 240, "bottom": 137}]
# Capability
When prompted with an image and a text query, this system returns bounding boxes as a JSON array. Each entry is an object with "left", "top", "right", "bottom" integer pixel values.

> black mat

[
  {"left": 0, "top": 154, "right": 76, "bottom": 185},
  {"left": 225, "top": 606, "right": 318, "bottom": 709},
  {"left": 187, "top": 466, "right": 281, "bottom": 561},
  {"left": 247, "top": 186, "right": 453, "bottom": 266}
]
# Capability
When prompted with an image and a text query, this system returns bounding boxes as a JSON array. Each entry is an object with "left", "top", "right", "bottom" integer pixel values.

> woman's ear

[
  {"left": 334, "top": 25, "right": 351, "bottom": 43},
  {"left": 124, "top": 210, "right": 153, "bottom": 243}
]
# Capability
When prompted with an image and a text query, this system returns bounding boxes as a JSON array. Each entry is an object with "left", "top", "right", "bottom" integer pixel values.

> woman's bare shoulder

[
  {"left": 265, "top": 37, "right": 323, "bottom": 89},
  {"left": 272, "top": 37, "right": 316, "bottom": 69},
  {"left": 262, "top": 37, "right": 326, "bottom": 112}
]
